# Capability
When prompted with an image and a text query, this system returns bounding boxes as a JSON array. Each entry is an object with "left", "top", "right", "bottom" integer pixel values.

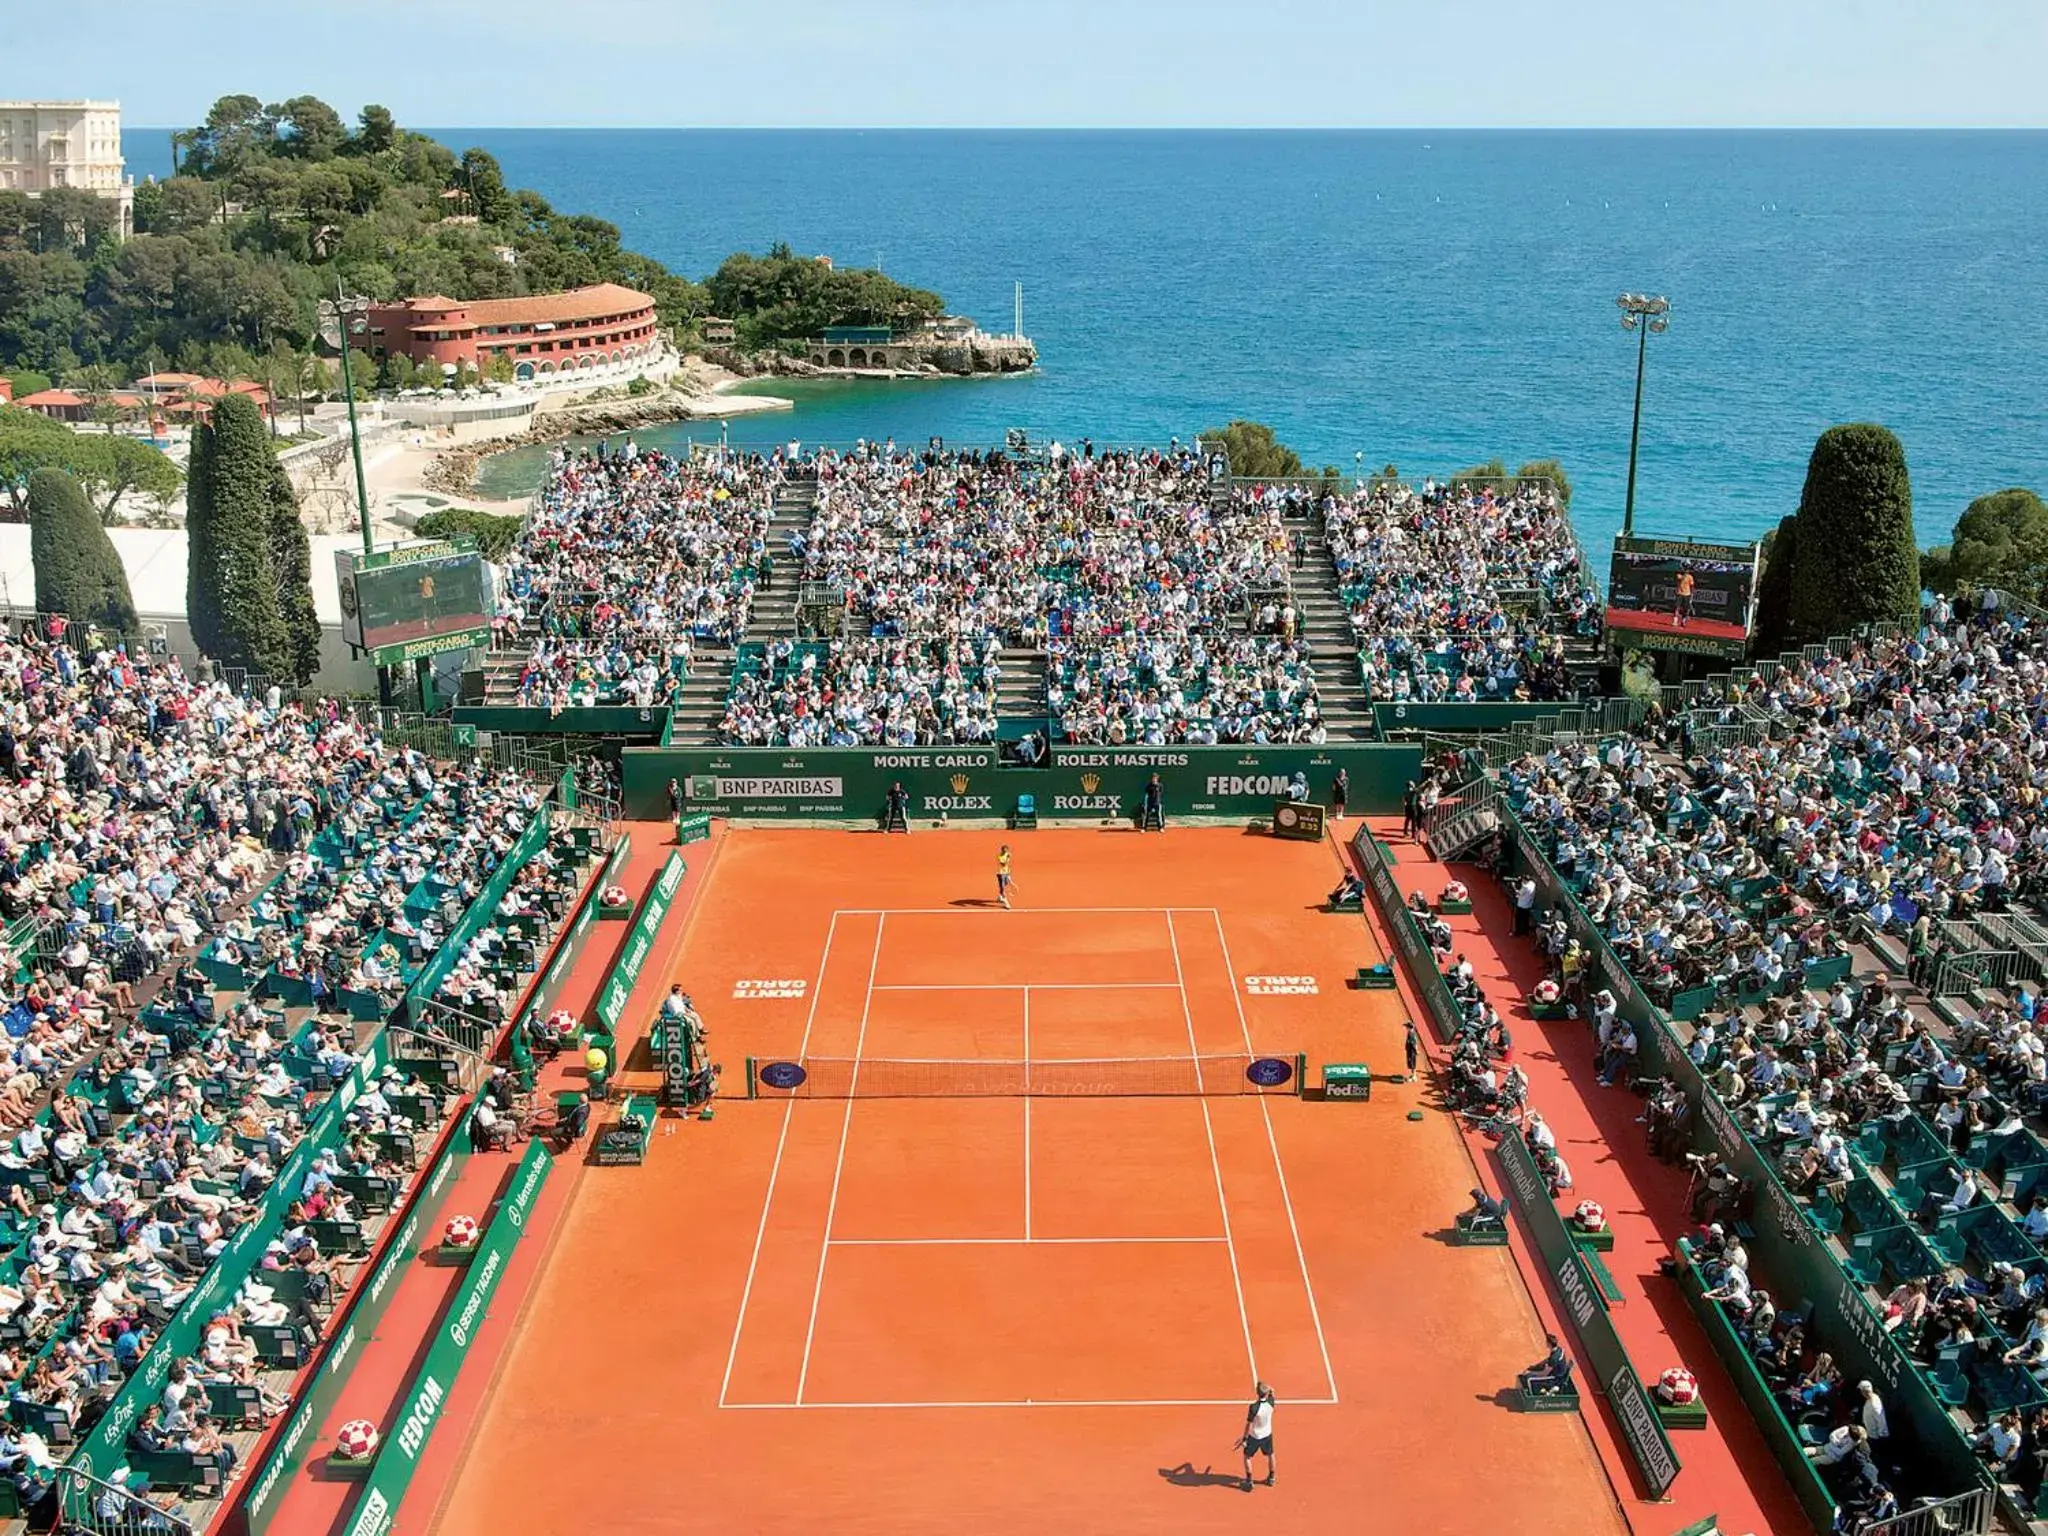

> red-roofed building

[
  {"left": 0, "top": 378, "right": 11, "bottom": 403},
  {"left": 363, "top": 282, "right": 660, "bottom": 382},
  {"left": 15, "top": 388, "right": 149, "bottom": 422}
]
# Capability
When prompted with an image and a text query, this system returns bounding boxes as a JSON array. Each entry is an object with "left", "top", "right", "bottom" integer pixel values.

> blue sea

[{"left": 129, "top": 129, "right": 2048, "bottom": 557}]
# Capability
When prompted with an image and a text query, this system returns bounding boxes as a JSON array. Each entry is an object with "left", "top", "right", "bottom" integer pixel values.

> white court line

[
  {"left": 833, "top": 906, "right": 1184, "bottom": 915},
  {"left": 1209, "top": 908, "right": 1340, "bottom": 1404},
  {"left": 1164, "top": 910, "right": 1259, "bottom": 1387},
  {"left": 1021, "top": 985, "right": 1031, "bottom": 1241},
  {"left": 795, "top": 914, "right": 884, "bottom": 1405},
  {"left": 869, "top": 982, "right": 1181, "bottom": 991},
  {"left": 718, "top": 910, "right": 841, "bottom": 1408},
  {"left": 722, "top": 1396, "right": 1341, "bottom": 1411},
  {"left": 826, "top": 1236, "right": 1229, "bottom": 1247}
]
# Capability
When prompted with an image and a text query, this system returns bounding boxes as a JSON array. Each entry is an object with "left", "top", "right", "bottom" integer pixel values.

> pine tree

[
  {"left": 27, "top": 468, "right": 138, "bottom": 635},
  {"left": 187, "top": 393, "right": 291, "bottom": 677},
  {"left": 1787, "top": 424, "right": 1921, "bottom": 644},
  {"left": 267, "top": 457, "right": 322, "bottom": 684}
]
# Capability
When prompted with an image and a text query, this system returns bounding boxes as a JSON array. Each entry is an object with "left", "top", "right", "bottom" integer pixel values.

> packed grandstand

[
  {"left": 0, "top": 621, "right": 607, "bottom": 1529},
  {"left": 490, "top": 439, "right": 1603, "bottom": 746}
]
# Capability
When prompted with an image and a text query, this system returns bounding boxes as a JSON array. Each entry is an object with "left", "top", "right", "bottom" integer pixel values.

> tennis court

[{"left": 429, "top": 827, "right": 1628, "bottom": 1535}]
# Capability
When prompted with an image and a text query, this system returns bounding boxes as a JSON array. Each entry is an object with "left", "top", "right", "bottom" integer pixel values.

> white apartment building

[{"left": 0, "top": 99, "right": 134, "bottom": 238}]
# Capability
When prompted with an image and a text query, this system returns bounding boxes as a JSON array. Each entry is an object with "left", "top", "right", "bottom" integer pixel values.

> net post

[
  {"left": 1295, "top": 1053, "right": 1307, "bottom": 1097},
  {"left": 745, "top": 1058, "right": 757, "bottom": 1099}
]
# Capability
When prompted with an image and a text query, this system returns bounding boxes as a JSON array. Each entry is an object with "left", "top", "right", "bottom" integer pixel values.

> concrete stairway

[
  {"left": 1285, "top": 511, "right": 1376, "bottom": 742},
  {"left": 995, "top": 647, "right": 1049, "bottom": 729},
  {"left": 667, "top": 476, "right": 820, "bottom": 746}
]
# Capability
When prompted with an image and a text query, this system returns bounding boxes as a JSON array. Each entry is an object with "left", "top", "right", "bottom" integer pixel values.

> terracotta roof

[
  {"left": 394, "top": 283, "right": 655, "bottom": 330},
  {"left": 136, "top": 371, "right": 205, "bottom": 388},
  {"left": 393, "top": 295, "right": 463, "bottom": 313},
  {"left": 15, "top": 389, "right": 84, "bottom": 408}
]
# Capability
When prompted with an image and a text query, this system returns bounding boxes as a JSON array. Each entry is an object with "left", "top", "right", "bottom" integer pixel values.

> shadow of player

[
  {"left": 948, "top": 897, "right": 1004, "bottom": 908},
  {"left": 1158, "top": 1462, "right": 1245, "bottom": 1490}
]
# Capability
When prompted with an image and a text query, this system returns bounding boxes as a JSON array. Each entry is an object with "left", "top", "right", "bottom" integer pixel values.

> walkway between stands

[
  {"left": 253, "top": 821, "right": 722, "bottom": 1536},
  {"left": 1362, "top": 815, "right": 1806, "bottom": 1536}
]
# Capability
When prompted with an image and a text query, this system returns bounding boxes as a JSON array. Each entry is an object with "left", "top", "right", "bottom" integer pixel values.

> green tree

[
  {"left": 28, "top": 468, "right": 137, "bottom": 633},
  {"left": 187, "top": 393, "right": 290, "bottom": 676},
  {"left": 91, "top": 436, "right": 182, "bottom": 522},
  {"left": 1786, "top": 424, "right": 1921, "bottom": 644},
  {"left": 353, "top": 105, "right": 397, "bottom": 156},
  {"left": 1750, "top": 513, "right": 1800, "bottom": 655},
  {"left": 266, "top": 457, "right": 321, "bottom": 683},
  {"left": 274, "top": 95, "right": 346, "bottom": 161},
  {"left": 0, "top": 405, "right": 104, "bottom": 515},
  {"left": 1928, "top": 487, "right": 2048, "bottom": 603},
  {"left": 1515, "top": 458, "right": 1573, "bottom": 506},
  {"left": 1199, "top": 421, "right": 1304, "bottom": 479},
  {"left": 458, "top": 148, "right": 512, "bottom": 224},
  {"left": 1448, "top": 458, "right": 1508, "bottom": 495},
  {"left": 414, "top": 506, "right": 524, "bottom": 560}
]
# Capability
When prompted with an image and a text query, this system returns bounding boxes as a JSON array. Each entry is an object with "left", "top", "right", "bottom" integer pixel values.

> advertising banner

[
  {"left": 1497, "top": 1136, "right": 1679, "bottom": 1498},
  {"left": 622, "top": 745, "right": 1424, "bottom": 824},
  {"left": 596, "top": 852, "right": 685, "bottom": 1034},
  {"left": 1351, "top": 828, "right": 1465, "bottom": 1043}
]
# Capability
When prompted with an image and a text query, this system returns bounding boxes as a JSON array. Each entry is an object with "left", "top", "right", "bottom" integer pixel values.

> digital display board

[
  {"left": 1604, "top": 535, "right": 1761, "bottom": 661},
  {"left": 337, "top": 540, "right": 492, "bottom": 666}
]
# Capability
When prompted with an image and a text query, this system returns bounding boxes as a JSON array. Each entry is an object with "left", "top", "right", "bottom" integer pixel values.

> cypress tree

[
  {"left": 27, "top": 468, "right": 138, "bottom": 636},
  {"left": 187, "top": 393, "right": 291, "bottom": 678},
  {"left": 267, "top": 457, "right": 322, "bottom": 685},
  {"left": 1787, "top": 424, "right": 1921, "bottom": 644},
  {"left": 1749, "top": 512, "right": 1800, "bottom": 656}
]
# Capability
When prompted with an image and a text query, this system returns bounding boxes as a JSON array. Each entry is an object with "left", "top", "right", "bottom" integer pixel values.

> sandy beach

[{"left": 286, "top": 358, "right": 793, "bottom": 539}]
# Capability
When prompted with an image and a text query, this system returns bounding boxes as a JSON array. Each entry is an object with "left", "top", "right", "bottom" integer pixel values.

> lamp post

[
  {"left": 1616, "top": 292, "right": 1670, "bottom": 537},
  {"left": 318, "top": 286, "right": 376, "bottom": 558}
]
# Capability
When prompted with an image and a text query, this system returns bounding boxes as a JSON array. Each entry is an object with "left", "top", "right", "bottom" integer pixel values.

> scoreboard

[{"left": 336, "top": 539, "right": 492, "bottom": 666}]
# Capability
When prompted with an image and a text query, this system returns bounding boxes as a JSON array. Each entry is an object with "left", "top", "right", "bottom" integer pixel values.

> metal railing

[
  {"left": 389, "top": 1018, "right": 495, "bottom": 1095},
  {"left": 57, "top": 1464, "right": 197, "bottom": 1535},
  {"left": 1859, "top": 1484, "right": 1995, "bottom": 1536}
]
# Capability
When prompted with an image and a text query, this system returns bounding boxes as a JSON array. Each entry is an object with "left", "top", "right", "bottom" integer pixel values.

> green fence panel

[
  {"left": 595, "top": 852, "right": 685, "bottom": 1034},
  {"left": 405, "top": 807, "right": 551, "bottom": 1009},
  {"left": 1498, "top": 1136, "right": 1680, "bottom": 1498},
  {"left": 340, "top": 1137, "right": 552, "bottom": 1536},
  {"left": 619, "top": 745, "right": 1424, "bottom": 822},
  {"left": 1675, "top": 1241, "right": 1839, "bottom": 1531},
  {"left": 451, "top": 705, "right": 671, "bottom": 741},
  {"left": 243, "top": 1119, "right": 475, "bottom": 1533}
]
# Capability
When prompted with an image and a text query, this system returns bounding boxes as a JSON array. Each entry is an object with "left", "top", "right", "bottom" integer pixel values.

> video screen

[
  {"left": 1604, "top": 536, "right": 1759, "bottom": 655},
  {"left": 350, "top": 551, "right": 489, "bottom": 654}
]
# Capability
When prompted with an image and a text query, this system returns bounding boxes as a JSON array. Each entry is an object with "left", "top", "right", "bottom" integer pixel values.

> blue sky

[{"left": 16, "top": 0, "right": 2048, "bottom": 128}]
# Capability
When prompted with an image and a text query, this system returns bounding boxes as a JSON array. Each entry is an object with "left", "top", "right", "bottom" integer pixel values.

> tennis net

[{"left": 745, "top": 1053, "right": 1306, "bottom": 1099}]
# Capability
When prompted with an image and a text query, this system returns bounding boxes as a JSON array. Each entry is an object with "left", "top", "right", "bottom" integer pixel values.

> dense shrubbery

[{"left": 0, "top": 94, "right": 948, "bottom": 390}]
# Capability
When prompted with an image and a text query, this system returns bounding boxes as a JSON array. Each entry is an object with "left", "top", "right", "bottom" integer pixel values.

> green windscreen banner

[
  {"left": 1351, "top": 827, "right": 1464, "bottom": 1043},
  {"left": 343, "top": 1137, "right": 552, "bottom": 1536},
  {"left": 596, "top": 852, "right": 685, "bottom": 1033},
  {"left": 1497, "top": 1135, "right": 1679, "bottom": 1498}
]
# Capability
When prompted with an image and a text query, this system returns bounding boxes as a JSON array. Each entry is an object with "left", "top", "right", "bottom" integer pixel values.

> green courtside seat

[{"left": 1579, "top": 1248, "right": 1625, "bottom": 1303}]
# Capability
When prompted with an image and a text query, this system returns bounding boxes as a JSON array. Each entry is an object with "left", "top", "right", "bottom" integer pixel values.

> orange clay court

[{"left": 429, "top": 827, "right": 1628, "bottom": 1535}]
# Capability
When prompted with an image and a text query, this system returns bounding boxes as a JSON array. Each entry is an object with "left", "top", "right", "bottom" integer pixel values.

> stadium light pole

[
  {"left": 319, "top": 284, "right": 376, "bottom": 558},
  {"left": 1616, "top": 292, "right": 1670, "bottom": 537}
]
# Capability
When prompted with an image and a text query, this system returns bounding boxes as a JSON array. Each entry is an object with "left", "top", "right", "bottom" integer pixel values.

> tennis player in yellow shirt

[{"left": 996, "top": 845, "right": 1015, "bottom": 909}]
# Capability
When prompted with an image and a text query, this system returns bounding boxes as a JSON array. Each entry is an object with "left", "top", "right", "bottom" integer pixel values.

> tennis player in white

[{"left": 1240, "top": 1381, "right": 1276, "bottom": 1489}]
